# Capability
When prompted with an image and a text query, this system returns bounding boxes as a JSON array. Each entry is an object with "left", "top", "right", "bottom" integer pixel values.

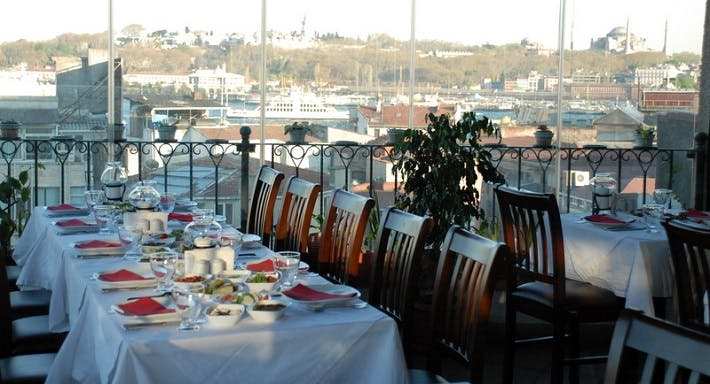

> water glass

[
  {"left": 84, "top": 189, "right": 106, "bottom": 210},
  {"left": 118, "top": 225, "right": 144, "bottom": 261},
  {"left": 642, "top": 203, "right": 664, "bottom": 233},
  {"left": 159, "top": 192, "right": 176, "bottom": 213},
  {"left": 93, "top": 204, "right": 116, "bottom": 234},
  {"left": 172, "top": 283, "right": 204, "bottom": 331},
  {"left": 274, "top": 251, "right": 300, "bottom": 289},
  {"left": 150, "top": 251, "right": 178, "bottom": 292},
  {"left": 653, "top": 188, "right": 673, "bottom": 207}
]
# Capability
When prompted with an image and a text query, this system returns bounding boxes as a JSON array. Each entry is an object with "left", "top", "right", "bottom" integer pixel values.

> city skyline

[{"left": 0, "top": 0, "right": 705, "bottom": 54}]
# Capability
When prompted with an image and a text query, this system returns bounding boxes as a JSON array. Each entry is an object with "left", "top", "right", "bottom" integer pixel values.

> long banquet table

[{"left": 13, "top": 208, "right": 409, "bottom": 383}]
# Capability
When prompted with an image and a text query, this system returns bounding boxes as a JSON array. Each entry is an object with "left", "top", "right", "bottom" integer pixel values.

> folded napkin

[
  {"left": 680, "top": 209, "right": 710, "bottom": 219},
  {"left": 99, "top": 269, "right": 149, "bottom": 282},
  {"left": 246, "top": 259, "right": 274, "bottom": 272},
  {"left": 168, "top": 213, "right": 193, "bottom": 222},
  {"left": 117, "top": 297, "right": 174, "bottom": 316},
  {"left": 47, "top": 203, "right": 80, "bottom": 211},
  {"left": 583, "top": 214, "right": 631, "bottom": 224},
  {"left": 75, "top": 240, "right": 122, "bottom": 249},
  {"left": 283, "top": 284, "right": 358, "bottom": 301},
  {"left": 57, "top": 218, "right": 92, "bottom": 227}
]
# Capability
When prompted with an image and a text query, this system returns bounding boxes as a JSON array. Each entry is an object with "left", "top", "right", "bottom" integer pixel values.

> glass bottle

[
  {"left": 183, "top": 208, "right": 223, "bottom": 248},
  {"left": 590, "top": 173, "right": 617, "bottom": 214},
  {"left": 100, "top": 161, "right": 128, "bottom": 201},
  {"left": 127, "top": 180, "right": 161, "bottom": 210}
]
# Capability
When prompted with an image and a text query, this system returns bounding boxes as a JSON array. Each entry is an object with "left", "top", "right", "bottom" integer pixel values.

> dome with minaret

[{"left": 607, "top": 26, "right": 628, "bottom": 38}]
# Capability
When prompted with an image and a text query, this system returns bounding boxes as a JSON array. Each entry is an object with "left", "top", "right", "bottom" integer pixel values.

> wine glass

[
  {"left": 150, "top": 251, "right": 178, "bottom": 292},
  {"left": 642, "top": 203, "right": 664, "bottom": 233},
  {"left": 84, "top": 189, "right": 106, "bottom": 210},
  {"left": 118, "top": 225, "right": 143, "bottom": 262},
  {"left": 159, "top": 192, "right": 176, "bottom": 213},
  {"left": 172, "top": 283, "right": 205, "bottom": 331}
]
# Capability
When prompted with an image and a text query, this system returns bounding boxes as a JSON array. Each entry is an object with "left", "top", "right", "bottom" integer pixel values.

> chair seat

[
  {"left": 10, "top": 289, "right": 52, "bottom": 319},
  {"left": 7, "top": 265, "right": 21, "bottom": 291},
  {"left": 0, "top": 353, "right": 56, "bottom": 384},
  {"left": 12, "top": 315, "right": 66, "bottom": 355},
  {"left": 513, "top": 280, "right": 623, "bottom": 315}
]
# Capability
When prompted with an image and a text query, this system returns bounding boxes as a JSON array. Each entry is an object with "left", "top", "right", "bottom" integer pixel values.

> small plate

[
  {"left": 45, "top": 206, "right": 91, "bottom": 217},
  {"left": 112, "top": 296, "right": 179, "bottom": 325},
  {"left": 174, "top": 200, "right": 198, "bottom": 212},
  {"left": 283, "top": 284, "right": 361, "bottom": 306},
  {"left": 73, "top": 240, "right": 126, "bottom": 256},
  {"left": 583, "top": 214, "right": 636, "bottom": 229},
  {"left": 96, "top": 267, "right": 157, "bottom": 289}
]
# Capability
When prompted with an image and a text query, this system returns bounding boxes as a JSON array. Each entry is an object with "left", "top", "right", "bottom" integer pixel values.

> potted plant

[
  {"left": 633, "top": 125, "right": 655, "bottom": 148},
  {"left": 107, "top": 123, "right": 125, "bottom": 142},
  {"left": 533, "top": 124, "right": 554, "bottom": 147},
  {"left": 0, "top": 168, "right": 35, "bottom": 261},
  {"left": 154, "top": 118, "right": 180, "bottom": 141},
  {"left": 1, "top": 119, "right": 22, "bottom": 139},
  {"left": 284, "top": 121, "right": 312, "bottom": 144},
  {"left": 387, "top": 128, "right": 405, "bottom": 144},
  {"left": 307, "top": 213, "right": 324, "bottom": 270}
]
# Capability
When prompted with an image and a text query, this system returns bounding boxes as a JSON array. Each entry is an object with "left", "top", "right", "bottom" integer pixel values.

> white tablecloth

[
  {"left": 15, "top": 208, "right": 409, "bottom": 383},
  {"left": 562, "top": 213, "right": 673, "bottom": 315}
]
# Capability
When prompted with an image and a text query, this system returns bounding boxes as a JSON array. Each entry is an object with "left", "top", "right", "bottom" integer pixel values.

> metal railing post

[
  {"left": 692, "top": 132, "right": 707, "bottom": 209},
  {"left": 239, "top": 126, "right": 254, "bottom": 231}
]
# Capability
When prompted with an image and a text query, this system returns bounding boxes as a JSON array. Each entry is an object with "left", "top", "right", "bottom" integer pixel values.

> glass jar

[
  {"left": 100, "top": 161, "right": 128, "bottom": 201},
  {"left": 127, "top": 180, "right": 161, "bottom": 210},
  {"left": 590, "top": 173, "right": 617, "bottom": 213},
  {"left": 184, "top": 209, "right": 223, "bottom": 248}
]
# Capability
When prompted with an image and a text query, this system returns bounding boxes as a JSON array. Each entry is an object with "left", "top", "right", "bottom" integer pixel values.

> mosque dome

[{"left": 607, "top": 26, "right": 627, "bottom": 38}]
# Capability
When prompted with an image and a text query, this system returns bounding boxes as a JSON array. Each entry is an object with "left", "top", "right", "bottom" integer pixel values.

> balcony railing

[{"left": 1, "top": 127, "right": 707, "bottom": 232}]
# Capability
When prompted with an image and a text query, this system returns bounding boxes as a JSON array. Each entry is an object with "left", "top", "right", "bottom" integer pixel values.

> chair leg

[
  {"left": 568, "top": 317, "right": 580, "bottom": 384},
  {"left": 503, "top": 307, "right": 516, "bottom": 384},
  {"left": 551, "top": 317, "right": 565, "bottom": 384}
]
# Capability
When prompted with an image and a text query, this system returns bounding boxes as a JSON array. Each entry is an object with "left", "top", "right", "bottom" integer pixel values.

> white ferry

[{"left": 228, "top": 87, "right": 349, "bottom": 120}]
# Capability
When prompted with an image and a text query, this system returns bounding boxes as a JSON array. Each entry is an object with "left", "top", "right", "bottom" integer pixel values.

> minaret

[
  {"left": 625, "top": 17, "right": 631, "bottom": 53},
  {"left": 662, "top": 19, "right": 668, "bottom": 55}
]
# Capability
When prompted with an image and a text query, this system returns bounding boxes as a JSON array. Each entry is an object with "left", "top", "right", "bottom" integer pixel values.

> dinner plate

[
  {"left": 111, "top": 296, "right": 179, "bottom": 325},
  {"left": 243, "top": 258, "right": 309, "bottom": 272},
  {"left": 173, "top": 200, "right": 198, "bottom": 212},
  {"left": 284, "top": 284, "right": 360, "bottom": 306},
  {"left": 53, "top": 219, "right": 99, "bottom": 235},
  {"left": 73, "top": 240, "right": 127, "bottom": 256},
  {"left": 583, "top": 214, "right": 636, "bottom": 229},
  {"left": 45, "top": 206, "right": 91, "bottom": 217},
  {"left": 95, "top": 267, "right": 157, "bottom": 289}
]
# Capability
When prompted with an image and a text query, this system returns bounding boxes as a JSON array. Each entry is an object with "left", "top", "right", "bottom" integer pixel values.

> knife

[
  {"left": 101, "top": 286, "right": 155, "bottom": 293},
  {"left": 126, "top": 292, "right": 171, "bottom": 301},
  {"left": 121, "top": 321, "right": 180, "bottom": 331}
]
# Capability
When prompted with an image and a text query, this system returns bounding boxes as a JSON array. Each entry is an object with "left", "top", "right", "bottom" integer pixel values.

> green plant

[
  {"left": 284, "top": 121, "right": 313, "bottom": 135},
  {"left": 536, "top": 124, "right": 549, "bottom": 131},
  {"left": 392, "top": 111, "right": 505, "bottom": 250},
  {"left": 310, "top": 212, "right": 324, "bottom": 233},
  {"left": 0, "top": 168, "right": 36, "bottom": 251},
  {"left": 635, "top": 125, "right": 655, "bottom": 139},
  {"left": 363, "top": 191, "right": 380, "bottom": 251}
]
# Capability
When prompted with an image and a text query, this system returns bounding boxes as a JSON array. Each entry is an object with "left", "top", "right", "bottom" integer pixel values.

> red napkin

[
  {"left": 680, "top": 209, "right": 710, "bottom": 219},
  {"left": 168, "top": 213, "right": 193, "bottom": 222},
  {"left": 246, "top": 259, "right": 274, "bottom": 272},
  {"left": 57, "top": 219, "right": 92, "bottom": 227},
  {"left": 99, "top": 269, "right": 148, "bottom": 282},
  {"left": 48, "top": 203, "right": 79, "bottom": 211},
  {"left": 117, "top": 297, "right": 174, "bottom": 316},
  {"left": 283, "top": 284, "right": 358, "bottom": 301},
  {"left": 583, "top": 214, "right": 630, "bottom": 224},
  {"left": 75, "top": 240, "right": 122, "bottom": 249}
]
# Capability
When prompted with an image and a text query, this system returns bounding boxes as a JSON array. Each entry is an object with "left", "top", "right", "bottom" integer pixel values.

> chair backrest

[
  {"left": 661, "top": 219, "right": 710, "bottom": 333},
  {"left": 319, "top": 189, "right": 374, "bottom": 285},
  {"left": 274, "top": 177, "right": 322, "bottom": 253},
  {"left": 245, "top": 165, "right": 285, "bottom": 246},
  {"left": 426, "top": 225, "right": 508, "bottom": 383},
  {"left": 369, "top": 207, "right": 433, "bottom": 328},
  {"left": 495, "top": 185, "right": 566, "bottom": 305},
  {"left": 604, "top": 309, "right": 710, "bottom": 383},
  {"left": 0, "top": 260, "right": 11, "bottom": 357}
]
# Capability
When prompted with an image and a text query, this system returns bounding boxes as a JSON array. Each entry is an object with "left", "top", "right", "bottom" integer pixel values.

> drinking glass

[
  {"left": 642, "top": 203, "right": 664, "bottom": 233},
  {"left": 92, "top": 204, "right": 116, "bottom": 234},
  {"left": 150, "top": 251, "right": 178, "bottom": 292},
  {"left": 84, "top": 189, "right": 106, "bottom": 210},
  {"left": 653, "top": 188, "right": 673, "bottom": 208},
  {"left": 118, "top": 225, "right": 144, "bottom": 261},
  {"left": 172, "top": 283, "right": 204, "bottom": 331},
  {"left": 274, "top": 251, "right": 300, "bottom": 289},
  {"left": 159, "top": 192, "right": 176, "bottom": 213}
]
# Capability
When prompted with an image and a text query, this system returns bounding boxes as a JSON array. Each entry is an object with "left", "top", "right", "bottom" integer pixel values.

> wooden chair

[
  {"left": 318, "top": 189, "right": 374, "bottom": 285},
  {"left": 274, "top": 177, "right": 321, "bottom": 255},
  {"left": 603, "top": 309, "right": 710, "bottom": 383},
  {"left": 495, "top": 185, "right": 624, "bottom": 384},
  {"left": 245, "top": 165, "right": 284, "bottom": 247},
  {"left": 408, "top": 225, "right": 508, "bottom": 383},
  {"left": 368, "top": 207, "right": 433, "bottom": 358},
  {"left": 661, "top": 219, "right": 710, "bottom": 333}
]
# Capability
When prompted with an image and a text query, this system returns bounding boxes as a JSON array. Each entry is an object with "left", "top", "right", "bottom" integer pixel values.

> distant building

[
  {"left": 640, "top": 90, "right": 699, "bottom": 112},
  {"left": 590, "top": 26, "right": 647, "bottom": 54},
  {"left": 594, "top": 107, "right": 647, "bottom": 145}
]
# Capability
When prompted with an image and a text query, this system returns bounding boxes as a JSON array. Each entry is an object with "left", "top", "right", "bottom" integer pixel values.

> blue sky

[{"left": 1, "top": 0, "right": 704, "bottom": 54}]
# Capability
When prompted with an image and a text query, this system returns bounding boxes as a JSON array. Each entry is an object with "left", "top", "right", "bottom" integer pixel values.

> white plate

[
  {"left": 173, "top": 200, "right": 198, "bottom": 212},
  {"left": 45, "top": 207, "right": 91, "bottom": 217},
  {"left": 284, "top": 284, "right": 361, "bottom": 306},
  {"left": 111, "top": 296, "right": 179, "bottom": 325},
  {"left": 73, "top": 240, "right": 127, "bottom": 256},
  {"left": 54, "top": 221, "right": 99, "bottom": 235},
  {"left": 583, "top": 214, "right": 636, "bottom": 229},
  {"left": 96, "top": 267, "right": 157, "bottom": 289},
  {"left": 244, "top": 258, "right": 309, "bottom": 272}
]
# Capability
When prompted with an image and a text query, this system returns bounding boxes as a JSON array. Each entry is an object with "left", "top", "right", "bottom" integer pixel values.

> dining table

[
  {"left": 561, "top": 212, "right": 674, "bottom": 316},
  {"left": 13, "top": 206, "right": 409, "bottom": 383}
]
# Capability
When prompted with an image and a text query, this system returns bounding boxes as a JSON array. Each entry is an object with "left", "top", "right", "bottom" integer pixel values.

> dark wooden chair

[
  {"left": 274, "top": 177, "right": 321, "bottom": 256},
  {"left": 368, "top": 207, "right": 433, "bottom": 359},
  {"left": 603, "top": 309, "right": 710, "bottom": 383},
  {"left": 245, "top": 165, "right": 284, "bottom": 247},
  {"left": 661, "top": 219, "right": 710, "bottom": 333},
  {"left": 495, "top": 185, "right": 624, "bottom": 384},
  {"left": 319, "top": 189, "right": 374, "bottom": 285},
  {"left": 409, "top": 225, "right": 508, "bottom": 383}
]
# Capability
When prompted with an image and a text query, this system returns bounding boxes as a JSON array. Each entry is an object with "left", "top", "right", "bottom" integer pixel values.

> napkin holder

[
  {"left": 123, "top": 211, "right": 168, "bottom": 235},
  {"left": 184, "top": 246, "right": 234, "bottom": 274}
]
